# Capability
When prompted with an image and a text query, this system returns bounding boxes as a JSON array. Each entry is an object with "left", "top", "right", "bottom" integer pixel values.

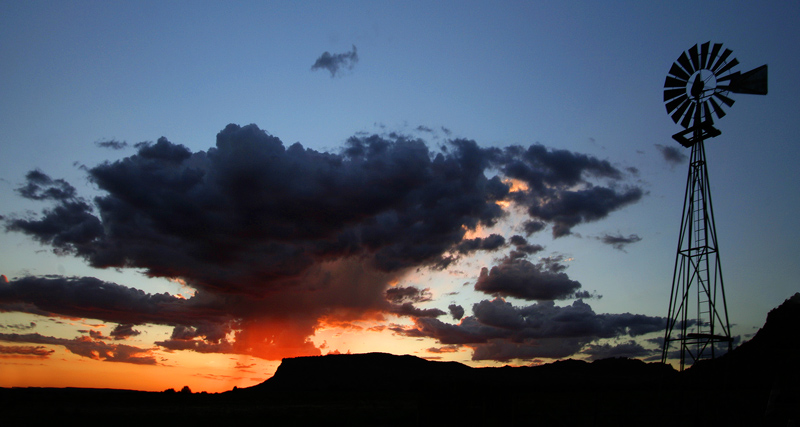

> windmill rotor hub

[
  {"left": 688, "top": 70, "right": 716, "bottom": 102},
  {"left": 664, "top": 41, "right": 768, "bottom": 136}
]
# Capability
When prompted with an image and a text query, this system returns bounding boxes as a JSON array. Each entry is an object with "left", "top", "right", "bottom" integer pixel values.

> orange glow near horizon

[{"left": 0, "top": 344, "right": 281, "bottom": 393}]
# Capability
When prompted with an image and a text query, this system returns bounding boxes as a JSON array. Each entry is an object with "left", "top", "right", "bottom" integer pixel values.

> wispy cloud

[
  {"left": 597, "top": 233, "right": 643, "bottom": 251},
  {"left": 95, "top": 139, "right": 128, "bottom": 150},
  {"left": 0, "top": 331, "right": 156, "bottom": 364}
]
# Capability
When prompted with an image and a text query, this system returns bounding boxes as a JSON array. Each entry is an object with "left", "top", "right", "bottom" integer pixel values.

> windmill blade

[
  {"left": 717, "top": 71, "right": 739, "bottom": 83},
  {"left": 666, "top": 94, "right": 688, "bottom": 114},
  {"left": 677, "top": 51, "right": 695, "bottom": 75},
  {"left": 688, "top": 44, "right": 701, "bottom": 72},
  {"left": 713, "top": 91, "right": 736, "bottom": 108},
  {"left": 700, "top": 42, "right": 710, "bottom": 69},
  {"left": 680, "top": 103, "right": 696, "bottom": 128},
  {"left": 669, "top": 63, "right": 691, "bottom": 81},
  {"left": 702, "top": 101, "right": 713, "bottom": 124},
  {"left": 664, "top": 88, "right": 685, "bottom": 102},
  {"left": 708, "top": 43, "right": 723, "bottom": 68},
  {"left": 711, "top": 48, "right": 733, "bottom": 73},
  {"left": 708, "top": 97, "right": 726, "bottom": 119},
  {"left": 665, "top": 75, "right": 688, "bottom": 89},
  {"left": 671, "top": 98, "right": 692, "bottom": 124},
  {"left": 714, "top": 57, "right": 739, "bottom": 76}
]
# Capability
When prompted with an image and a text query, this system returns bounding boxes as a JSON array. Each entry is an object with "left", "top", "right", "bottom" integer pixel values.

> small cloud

[
  {"left": 448, "top": 304, "right": 465, "bottom": 321},
  {"left": 311, "top": 45, "right": 359, "bottom": 77},
  {"left": 427, "top": 345, "right": 460, "bottom": 353},
  {"left": 655, "top": 144, "right": 688, "bottom": 167},
  {"left": 111, "top": 323, "right": 142, "bottom": 340},
  {"left": 597, "top": 233, "right": 642, "bottom": 251}
]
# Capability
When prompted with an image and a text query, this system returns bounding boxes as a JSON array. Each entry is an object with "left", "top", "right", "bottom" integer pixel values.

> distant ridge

[{"left": 3, "top": 294, "right": 798, "bottom": 425}]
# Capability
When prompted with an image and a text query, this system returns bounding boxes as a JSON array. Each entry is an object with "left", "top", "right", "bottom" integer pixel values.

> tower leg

[{"left": 661, "top": 137, "right": 732, "bottom": 370}]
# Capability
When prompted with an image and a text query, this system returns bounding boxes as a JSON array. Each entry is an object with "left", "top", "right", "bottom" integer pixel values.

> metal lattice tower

[
  {"left": 660, "top": 42, "right": 767, "bottom": 370},
  {"left": 661, "top": 127, "right": 732, "bottom": 370}
]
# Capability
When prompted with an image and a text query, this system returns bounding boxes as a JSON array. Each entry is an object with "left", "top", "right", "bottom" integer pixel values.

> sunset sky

[{"left": 1, "top": 1, "right": 798, "bottom": 393}]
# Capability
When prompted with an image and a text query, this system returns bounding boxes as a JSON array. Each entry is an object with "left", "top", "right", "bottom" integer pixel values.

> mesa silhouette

[{"left": 3, "top": 293, "right": 798, "bottom": 426}]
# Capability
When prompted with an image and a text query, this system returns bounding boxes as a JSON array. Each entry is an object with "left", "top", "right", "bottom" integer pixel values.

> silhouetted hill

[
  {"left": 3, "top": 294, "right": 799, "bottom": 425},
  {"left": 686, "top": 292, "right": 800, "bottom": 425},
  {"left": 697, "top": 292, "right": 800, "bottom": 373},
  {"left": 251, "top": 350, "right": 678, "bottom": 393}
]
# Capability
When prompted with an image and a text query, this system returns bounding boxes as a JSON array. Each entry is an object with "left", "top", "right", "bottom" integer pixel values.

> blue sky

[{"left": 1, "top": 1, "right": 798, "bottom": 391}]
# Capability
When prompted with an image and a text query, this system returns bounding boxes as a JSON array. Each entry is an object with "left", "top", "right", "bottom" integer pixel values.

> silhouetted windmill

[{"left": 661, "top": 42, "right": 767, "bottom": 370}]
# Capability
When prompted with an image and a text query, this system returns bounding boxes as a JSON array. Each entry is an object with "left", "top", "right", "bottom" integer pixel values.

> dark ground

[{"left": 2, "top": 293, "right": 798, "bottom": 426}]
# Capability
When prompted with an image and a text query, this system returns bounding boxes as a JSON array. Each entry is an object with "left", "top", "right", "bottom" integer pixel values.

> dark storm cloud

[
  {"left": 495, "top": 144, "right": 643, "bottom": 237},
  {"left": 0, "top": 276, "right": 201, "bottom": 326},
  {"left": 597, "top": 233, "right": 642, "bottom": 251},
  {"left": 522, "top": 220, "right": 546, "bottom": 236},
  {"left": 0, "top": 275, "right": 324, "bottom": 360},
  {"left": 15, "top": 170, "right": 78, "bottom": 201},
  {"left": 394, "top": 299, "right": 665, "bottom": 361},
  {"left": 386, "top": 286, "right": 433, "bottom": 304},
  {"left": 385, "top": 286, "right": 446, "bottom": 318},
  {"left": 389, "top": 302, "right": 446, "bottom": 318},
  {"left": 508, "top": 235, "right": 544, "bottom": 256},
  {"left": 521, "top": 186, "right": 643, "bottom": 238},
  {"left": 5, "top": 200, "right": 104, "bottom": 257},
  {"left": 135, "top": 137, "right": 192, "bottom": 162},
  {"left": 475, "top": 255, "right": 591, "bottom": 301},
  {"left": 14, "top": 125, "right": 512, "bottom": 292},
  {"left": 655, "top": 144, "right": 688, "bottom": 166},
  {"left": 454, "top": 234, "right": 506, "bottom": 254},
  {"left": 3, "top": 123, "right": 645, "bottom": 360},
  {"left": 311, "top": 45, "right": 359, "bottom": 77}
]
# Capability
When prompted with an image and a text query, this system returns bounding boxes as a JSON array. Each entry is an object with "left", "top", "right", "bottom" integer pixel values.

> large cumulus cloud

[
  {"left": 393, "top": 299, "right": 664, "bottom": 361},
  {"left": 475, "top": 254, "right": 591, "bottom": 301},
  {"left": 2, "top": 123, "right": 647, "bottom": 362}
]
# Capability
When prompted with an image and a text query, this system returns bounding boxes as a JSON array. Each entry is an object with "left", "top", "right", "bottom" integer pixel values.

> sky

[{"left": 1, "top": 1, "right": 798, "bottom": 393}]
